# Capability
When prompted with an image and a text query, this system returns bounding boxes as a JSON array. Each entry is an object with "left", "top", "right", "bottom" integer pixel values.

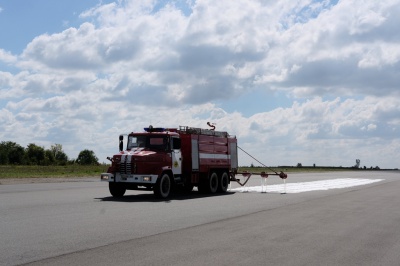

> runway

[{"left": 1, "top": 171, "right": 399, "bottom": 265}]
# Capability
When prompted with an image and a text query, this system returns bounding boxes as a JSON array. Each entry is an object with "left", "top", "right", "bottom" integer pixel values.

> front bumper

[{"left": 100, "top": 173, "right": 158, "bottom": 184}]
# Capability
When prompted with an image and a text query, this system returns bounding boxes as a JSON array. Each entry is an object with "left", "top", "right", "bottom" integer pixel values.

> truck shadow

[{"left": 95, "top": 191, "right": 236, "bottom": 203}]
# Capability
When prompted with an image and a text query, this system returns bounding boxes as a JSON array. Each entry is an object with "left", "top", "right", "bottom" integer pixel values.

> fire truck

[{"left": 101, "top": 125, "right": 238, "bottom": 198}]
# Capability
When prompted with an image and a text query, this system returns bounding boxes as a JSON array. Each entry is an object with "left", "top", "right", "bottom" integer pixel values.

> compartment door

[{"left": 191, "top": 139, "right": 199, "bottom": 171}]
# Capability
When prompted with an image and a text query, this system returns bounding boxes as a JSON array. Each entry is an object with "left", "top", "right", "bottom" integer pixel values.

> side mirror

[{"left": 119, "top": 135, "right": 123, "bottom": 151}]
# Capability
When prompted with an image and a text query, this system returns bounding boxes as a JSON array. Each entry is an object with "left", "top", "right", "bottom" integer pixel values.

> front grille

[{"left": 120, "top": 161, "right": 132, "bottom": 174}]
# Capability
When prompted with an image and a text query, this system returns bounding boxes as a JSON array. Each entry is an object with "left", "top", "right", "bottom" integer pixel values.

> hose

[{"left": 237, "top": 146, "right": 279, "bottom": 175}]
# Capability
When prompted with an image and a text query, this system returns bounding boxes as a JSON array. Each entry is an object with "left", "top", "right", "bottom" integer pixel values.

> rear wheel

[
  {"left": 109, "top": 182, "right": 126, "bottom": 197},
  {"left": 208, "top": 172, "right": 219, "bottom": 193},
  {"left": 198, "top": 172, "right": 218, "bottom": 194},
  {"left": 154, "top": 173, "right": 171, "bottom": 198},
  {"left": 218, "top": 172, "right": 229, "bottom": 193}
]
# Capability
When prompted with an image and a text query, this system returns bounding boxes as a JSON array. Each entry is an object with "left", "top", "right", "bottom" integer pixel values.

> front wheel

[
  {"left": 109, "top": 182, "right": 126, "bottom": 197},
  {"left": 154, "top": 173, "right": 171, "bottom": 198}
]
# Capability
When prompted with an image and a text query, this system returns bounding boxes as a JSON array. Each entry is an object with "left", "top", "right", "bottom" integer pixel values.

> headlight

[
  {"left": 101, "top": 174, "right": 110, "bottom": 180},
  {"left": 142, "top": 176, "right": 151, "bottom": 182}
]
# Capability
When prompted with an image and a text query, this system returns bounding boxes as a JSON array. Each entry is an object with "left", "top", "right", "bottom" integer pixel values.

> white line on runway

[{"left": 229, "top": 178, "right": 384, "bottom": 193}]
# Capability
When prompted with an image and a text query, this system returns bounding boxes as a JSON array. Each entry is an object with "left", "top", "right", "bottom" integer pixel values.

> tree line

[{"left": 0, "top": 141, "right": 99, "bottom": 165}]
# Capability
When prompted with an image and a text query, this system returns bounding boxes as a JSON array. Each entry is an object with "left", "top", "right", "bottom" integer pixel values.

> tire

[
  {"left": 218, "top": 172, "right": 229, "bottom": 193},
  {"left": 208, "top": 172, "right": 218, "bottom": 193},
  {"left": 154, "top": 173, "right": 171, "bottom": 198},
  {"left": 109, "top": 182, "right": 126, "bottom": 197},
  {"left": 198, "top": 172, "right": 219, "bottom": 194}
]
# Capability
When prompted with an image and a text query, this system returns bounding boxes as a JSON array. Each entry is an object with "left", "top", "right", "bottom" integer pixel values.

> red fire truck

[{"left": 101, "top": 125, "right": 238, "bottom": 198}]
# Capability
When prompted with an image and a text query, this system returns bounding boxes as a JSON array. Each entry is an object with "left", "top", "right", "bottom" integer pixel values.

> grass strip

[{"left": 0, "top": 165, "right": 109, "bottom": 179}]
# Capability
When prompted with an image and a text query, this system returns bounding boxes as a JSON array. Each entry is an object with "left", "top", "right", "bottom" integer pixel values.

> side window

[{"left": 172, "top": 138, "right": 181, "bottom": 150}]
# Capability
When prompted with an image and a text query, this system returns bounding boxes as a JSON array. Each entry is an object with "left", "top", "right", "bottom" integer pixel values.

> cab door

[{"left": 171, "top": 137, "right": 182, "bottom": 176}]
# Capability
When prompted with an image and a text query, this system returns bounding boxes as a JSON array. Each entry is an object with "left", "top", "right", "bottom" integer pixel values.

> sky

[{"left": 1, "top": 0, "right": 399, "bottom": 169}]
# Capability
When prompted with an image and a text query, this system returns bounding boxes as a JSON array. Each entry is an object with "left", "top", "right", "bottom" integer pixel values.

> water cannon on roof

[{"left": 207, "top": 122, "right": 216, "bottom": 130}]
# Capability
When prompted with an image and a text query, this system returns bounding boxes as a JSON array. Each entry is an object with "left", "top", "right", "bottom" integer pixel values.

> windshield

[{"left": 127, "top": 135, "right": 168, "bottom": 151}]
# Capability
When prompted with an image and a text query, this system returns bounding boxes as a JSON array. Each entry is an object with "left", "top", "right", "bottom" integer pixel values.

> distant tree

[
  {"left": 297, "top": 163, "right": 303, "bottom": 168},
  {"left": 26, "top": 143, "right": 45, "bottom": 165},
  {"left": 56, "top": 152, "right": 69, "bottom": 165},
  {"left": 76, "top": 149, "right": 99, "bottom": 165},
  {"left": 9, "top": 144, "right": 25, "bottom": 164},
  {"left": 0, "top": 147, "right": 6, "bottom": 164},
  {"left": 44, "top": 149, "right": 55, "bottom": 165},
  {"left": 50, "top": 144, "right": 69, "bottom": 165},
  {"left": 0, "top": 141, "right": 25, "bottom": 164},
  {"left": 0, "top": 141, "right": 13, "bottom": 164}
]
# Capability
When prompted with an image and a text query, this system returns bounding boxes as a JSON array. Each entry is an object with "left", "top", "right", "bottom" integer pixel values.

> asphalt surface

[{"left": 1, "top": 171, "right": 400, "bottom": 266}]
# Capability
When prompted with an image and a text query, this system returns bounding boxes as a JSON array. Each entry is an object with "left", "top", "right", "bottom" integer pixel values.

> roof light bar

[{"left": 144, "top": 125, "right": 165, "bottom": 132}]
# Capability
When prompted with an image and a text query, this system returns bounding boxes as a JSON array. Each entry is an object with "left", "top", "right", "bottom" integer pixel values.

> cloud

[
  {"left": 0, "top": 49, "right": 17, "bottom": 64},
  {"left": 1, "top": 0, "right": 400, "bottom": 168},
  {"left": 260, "top": 0, "right": 400, "bottom": 96},
  {"left": 15, "top": 0, "right": 400, "bottom": 100},
  {"left": 236, "top": 96, "right": 400, "bottom": 167}
]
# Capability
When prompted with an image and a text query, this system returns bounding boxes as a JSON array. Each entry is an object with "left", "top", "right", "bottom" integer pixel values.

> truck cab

[{"left": 101, "top": 127, "right": 183, "bottom": 198}]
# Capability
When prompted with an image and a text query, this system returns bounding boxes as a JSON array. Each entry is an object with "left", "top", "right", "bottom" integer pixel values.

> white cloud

[
  {"left": 1, "top": 0, "right": 400, "bottom": 168},
  {"left": 15, "top": 0, "right": 400, "bottom": 101},
  {"left": 0, "top": 49, "right": 17, "bottom": 64},
  {"left": 233, "top": 96, "right": 400, "bottom": 168}
]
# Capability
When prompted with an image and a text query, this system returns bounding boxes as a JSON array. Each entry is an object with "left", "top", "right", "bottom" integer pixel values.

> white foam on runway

[{"left": 229, "top": 178, "right": 384, "bottom": 194}]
